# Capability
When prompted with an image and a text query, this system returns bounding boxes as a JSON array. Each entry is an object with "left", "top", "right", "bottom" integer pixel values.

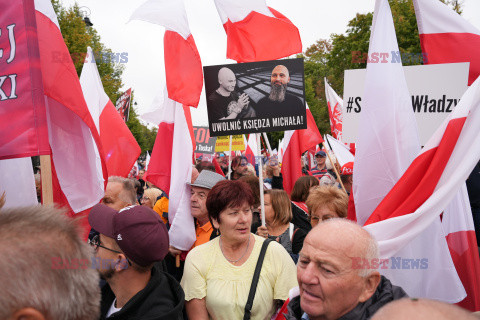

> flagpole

[
  {"left": 40, "top": 155, "right": 53, "bottom": 204},
  {"left": 227, "top": 135, "right": 233, "bottom": 180},
  {"left": 322, "top": 143, "right": 347, "bottom": 193},
  {"left": 262, "top": 132, "right": 273, "bottom": 155},
  {"left": 257, "top": 133, "right": 265, "bottom": 226}
]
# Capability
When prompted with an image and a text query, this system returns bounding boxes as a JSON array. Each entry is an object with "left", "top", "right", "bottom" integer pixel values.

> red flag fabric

[
  {"left": 413, "top": 0, "right": 480, "bottom": 85},
  {"left": 324, "top": 78, "right": 344, "bottom": 141},
  {"left": 0, "top": 0, "right": 49, "bottom": 160},
  {"left": 80, "top": 47, "right": 141, "bottom": 178},
  {"left": 214, "top": 0, "right": 302, "bottom": 62},
  {"left": 36, "top": 0, "right": 107, "bottom": 217},
  {"left": 129, "top": 0, "right": 203, "bottom": 107},
  {"left": 212, "top": 157, "right": 226, "bottom": 177},
  {"left": 281, "top": 106, "right": 323, "bottom": 194}
]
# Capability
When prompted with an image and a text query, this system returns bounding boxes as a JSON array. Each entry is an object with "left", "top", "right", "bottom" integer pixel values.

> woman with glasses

[
  {"left": 306, "top": 185, "right": 348, "bottom": 228},
  {"left": 141, "top": 188, "right": 163, "bottom": 209},
  {"left": 181, "top": 180, "right": 297, "bottom": 320}
]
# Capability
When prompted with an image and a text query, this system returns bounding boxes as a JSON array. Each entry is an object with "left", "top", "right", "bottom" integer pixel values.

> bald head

[
  {"left": 310, "top": 218, "right": 379, "bottom": 276},
  {"left": 269, "top": 65, "right": 290, "bottom": 102},
  {"left": 372, "top": 298, "right": 478, "bottom": 320},
  {"left": 217, "top": 67, "right": 236, "bottom": 94}
]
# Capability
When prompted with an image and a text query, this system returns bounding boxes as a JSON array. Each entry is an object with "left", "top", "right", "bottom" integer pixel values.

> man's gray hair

[
  {"left": 108, "top": 176, "right": 137, "bottom": 205},
  {"left": 0, "top": 206, "right": 100, "bottom": 320}
]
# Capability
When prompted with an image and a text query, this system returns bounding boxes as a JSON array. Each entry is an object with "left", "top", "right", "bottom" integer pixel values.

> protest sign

[
  {"left": 193, "top": 126, "right": 216, "bottom": 154},
  {"left": 115, "top": 88, "right": 132, "bottom": 122},
  {"left": 0, "top": 1, "right": 50, "bottom": 159},
  {"left": 215, "top": 135, "right": 245, "bottom": 152},
  {"left": 204, "top": 58, "right": 306, "bottom": 137},
  {"left": 343, "top": 63, "right": 469, "bottom": 144}
]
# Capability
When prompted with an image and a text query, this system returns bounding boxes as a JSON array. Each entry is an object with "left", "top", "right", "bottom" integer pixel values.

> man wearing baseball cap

[
  {"left": 89, "top": 204, "right": 184, "bottom": 319},
  {"left": 311, "top": 150, "right": 329, "bottom": 180},
  {"left": 340, "top": 161, "right": 354, "bottom": 195}
]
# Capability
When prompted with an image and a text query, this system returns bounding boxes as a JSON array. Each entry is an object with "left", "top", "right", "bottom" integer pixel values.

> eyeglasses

[{"left": 88, "top": 235, "right": 122, "bottom": 254}]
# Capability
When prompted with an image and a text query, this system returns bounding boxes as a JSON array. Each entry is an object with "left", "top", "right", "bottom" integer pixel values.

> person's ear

[
  {"left": 115, "top": 254, "right": 129, "bottom": 271},
  {"left": 12, "top": 308, "right": 46, "bottom": 320},
  {"left": 212, "top": 217, "right": 220, "bottom": 230},
  {"left": 358, "top": 271, "right": 381, "bottom": 303}
]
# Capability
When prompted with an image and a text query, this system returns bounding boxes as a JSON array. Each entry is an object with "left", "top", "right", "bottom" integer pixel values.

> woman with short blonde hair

[{"left": 306, "top": 186, "right": 348, "bottom": 227}]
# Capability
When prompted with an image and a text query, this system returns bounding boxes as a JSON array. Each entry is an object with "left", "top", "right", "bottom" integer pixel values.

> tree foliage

[
  {"left": 302, "top": 0, "right": 463, "bottom": 138},
  {"left": 53, "top": 0, "right": 157, "bottom": 153}
]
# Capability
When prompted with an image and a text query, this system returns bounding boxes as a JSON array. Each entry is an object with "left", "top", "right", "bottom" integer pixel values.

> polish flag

[
  {"left": 143, "top": 89, "right": 196, "bottom": 250},
  {"left": 413, "top": 0, "right": 480, "bottom": 85},
  {"left": 354, "top": 0, "right": 466, "bottom": 303},
  {"left": 324, "top": 78, "right": 344, "bottom": 141},
  {"left": 281, "top": 106, "right": 323, "bottom": 194},
  {"left": 244, "top": 134, "right": 258, "bottom": 166},
  {"left": 214, "top": 0, "right": 302, "bottom": 62},
  {"left": 365, "top": 73, "right": 480, "bottom": 310},
  {"left": 130, "top": 0, "right": 203, "bottom": 107},
  {"left": 35, "top": 0, "right": 107, "bottom": 232},
  {"left": 80, "top": 47, "right": 141, "bottom": 178}
]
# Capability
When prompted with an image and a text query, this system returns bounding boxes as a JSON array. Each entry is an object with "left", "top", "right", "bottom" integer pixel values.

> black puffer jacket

[
  {"left": 284, "top": 276, "right": 408, "bottom": 320},
  {"left": 99, "top": 265, "right": 185, "bottom": 320}
]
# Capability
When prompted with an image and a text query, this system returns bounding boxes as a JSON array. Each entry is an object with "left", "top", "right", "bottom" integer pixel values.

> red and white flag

[
  {"left": 365, "top": 72, "right": 480, "bottom": 309},
  {"left": 144, "top": 89, "right": 196, "bottom": 250},
  {"left": 354, "top": 0, "right": 466, "bottom": 303},
  {"left": 281, "top": 105, "right": 323, "bottom": 194},
  {"left": 244, "top": 134, "right": 258, "bottom": 166},
  {"left": 324, "top": 78, "right": 344, "bottom": 141},
  {"left": 0, "top": 0, "right": 50, "bottom": 160},
  {"left": 413, "top": 0, "right": 480, "bottom": 85},
  {"left": 214, "top": 0, "right": 302, "bottom": 62},
  {"left": 130, "top": 0, "right": 203, "bottom": 107},
  {"left": 80, "top": 47, "right": 141, "bottom": 178},
  {"left": 36, "top": 0, "right": 107, "bottom": 218}
]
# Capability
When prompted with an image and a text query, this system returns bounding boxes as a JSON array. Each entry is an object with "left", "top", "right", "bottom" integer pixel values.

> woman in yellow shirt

[{"left": 181, "top": 180, "right": 298, "bottom": 320}]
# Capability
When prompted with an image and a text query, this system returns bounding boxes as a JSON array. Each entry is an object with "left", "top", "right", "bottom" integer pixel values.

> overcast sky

[{"left": 60, "top": 0, "right": 480, "bottom": 127}]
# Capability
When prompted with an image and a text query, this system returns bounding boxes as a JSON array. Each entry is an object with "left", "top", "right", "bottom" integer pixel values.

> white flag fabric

[
  {"left": 325, "top": 134, "right": 354, "bottom": 167},
  {"left": 354, "top": 0, "right": 464, "bottom": 302},
  {"left": 0, "top": 158, "right": 38, "bottom": 208}
]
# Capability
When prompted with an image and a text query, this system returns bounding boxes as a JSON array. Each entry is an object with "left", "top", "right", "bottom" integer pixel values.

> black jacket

[
  {"left": 99, "top": 265, "right": 185, "bottom": 320},
  {"left": 284, "top": 276, "right": 407, "bottom": 320}
]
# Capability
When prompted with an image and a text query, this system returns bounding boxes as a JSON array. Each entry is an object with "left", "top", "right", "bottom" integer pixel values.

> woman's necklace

[{"left": 219, "top": 235, "right": 251, "bottom": 264}]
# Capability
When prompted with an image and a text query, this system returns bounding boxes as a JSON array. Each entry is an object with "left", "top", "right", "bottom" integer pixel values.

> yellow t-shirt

[{"left": 181, "top": 234, "right": 298, "bottom": 320}]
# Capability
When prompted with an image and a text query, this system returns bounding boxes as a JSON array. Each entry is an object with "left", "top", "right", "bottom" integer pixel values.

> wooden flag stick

[
  {"left": 322, "top": 143, "right": 347, "bottom": 193},
  {"left": 176, "top": 255, "right": 180, "bottom": 268},
  {"left": 40, "top": 155, "right": 53, "bottom": 205},
  {"left": 257, "top": 133, "right": 266, "bottom": 226},
  {"left": 227, "top": 135, "right": 233, "bottom": 180}
]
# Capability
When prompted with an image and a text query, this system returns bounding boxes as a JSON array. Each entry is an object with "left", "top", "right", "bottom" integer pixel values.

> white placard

[{"left": 343, "top": 63, "right": 469, "bottom": 144}]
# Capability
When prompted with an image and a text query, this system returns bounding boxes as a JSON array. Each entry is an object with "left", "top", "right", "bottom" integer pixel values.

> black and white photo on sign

[{"left": 204, "top": 58, "right": 306, "bottom": 137}]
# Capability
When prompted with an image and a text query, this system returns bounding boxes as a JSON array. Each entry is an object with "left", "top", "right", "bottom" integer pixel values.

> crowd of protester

[{"left": 0, "top": 151, "right": 479, "bottom": 320}]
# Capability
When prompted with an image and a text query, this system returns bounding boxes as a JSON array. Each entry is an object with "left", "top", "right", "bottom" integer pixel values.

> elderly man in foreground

[{"left": 283, "top": 219, "right": 407, "bottom": 320}]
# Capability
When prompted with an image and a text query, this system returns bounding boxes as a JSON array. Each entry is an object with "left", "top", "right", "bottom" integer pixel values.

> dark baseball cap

[
  {"left": 88, "top": 204, "right": 169, "bottom": 267},
  {"left": 315, "top": 150, "right": 326, "bottom": 157}
]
